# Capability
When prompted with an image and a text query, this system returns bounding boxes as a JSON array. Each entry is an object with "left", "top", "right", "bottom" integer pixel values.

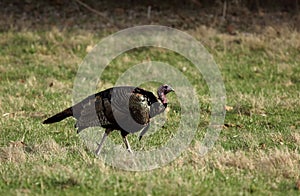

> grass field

[{"left": 0, "top": 25, "right": 300, "bottom": 195}]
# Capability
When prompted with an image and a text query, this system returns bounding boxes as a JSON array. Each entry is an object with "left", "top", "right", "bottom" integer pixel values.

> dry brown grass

[
  {"left": 187, "top": 143, "right": 300, "bottom": 180},
  {"left": 0, "top": 142, "right": 27, "bottom": 164},
  {"left": 3, "top": 136, "right": 298, "bottom": 179},
  {"left": 0, "top": 138, "right": 69, "bottom": 164},
  {"left": 192, "top": 25, "right": 300, "bottom": 61},
  {"left": 291, "top": 132, "right": 300, "bottom": 145}
]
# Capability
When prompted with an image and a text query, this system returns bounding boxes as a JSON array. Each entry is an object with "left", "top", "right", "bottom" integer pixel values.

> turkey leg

[
  {"left": 95, "top": 128, "right": 112, "bottom": 155},
  {"left": 122, "top": 136, "right": 133, "bottom": 153}
]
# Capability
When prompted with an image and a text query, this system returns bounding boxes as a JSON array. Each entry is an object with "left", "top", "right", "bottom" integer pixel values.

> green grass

[{"left": 0, "top": 27, "right": 300, "bottom": 195}]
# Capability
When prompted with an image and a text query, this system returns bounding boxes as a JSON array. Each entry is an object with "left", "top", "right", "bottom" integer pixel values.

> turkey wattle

[{"left": 43, "top": 84, "right": 174, "bottom": 155}]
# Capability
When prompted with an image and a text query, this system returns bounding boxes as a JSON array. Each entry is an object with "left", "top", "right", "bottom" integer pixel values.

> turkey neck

[{"left": 158, "top": 93, "right": 168, "bottom": 108}]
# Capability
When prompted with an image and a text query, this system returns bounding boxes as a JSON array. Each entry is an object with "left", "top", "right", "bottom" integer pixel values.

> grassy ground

[{"left": 0, "top": 24, "right": 300, "bottom": 195}]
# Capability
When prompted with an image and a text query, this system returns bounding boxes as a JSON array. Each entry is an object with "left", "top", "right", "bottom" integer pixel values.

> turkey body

[{"left": 43, "top": 85, "right": 174, "bottom": 154}]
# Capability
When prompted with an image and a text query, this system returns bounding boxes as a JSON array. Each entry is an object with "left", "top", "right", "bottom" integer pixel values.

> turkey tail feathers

[{"left": 43, "top": 107, "right": 73, "bottom": 124}]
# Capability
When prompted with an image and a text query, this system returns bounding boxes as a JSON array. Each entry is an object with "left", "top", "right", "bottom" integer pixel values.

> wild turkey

[{"left": 43, "top": 84, "right": 174, "bottom": 155}]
